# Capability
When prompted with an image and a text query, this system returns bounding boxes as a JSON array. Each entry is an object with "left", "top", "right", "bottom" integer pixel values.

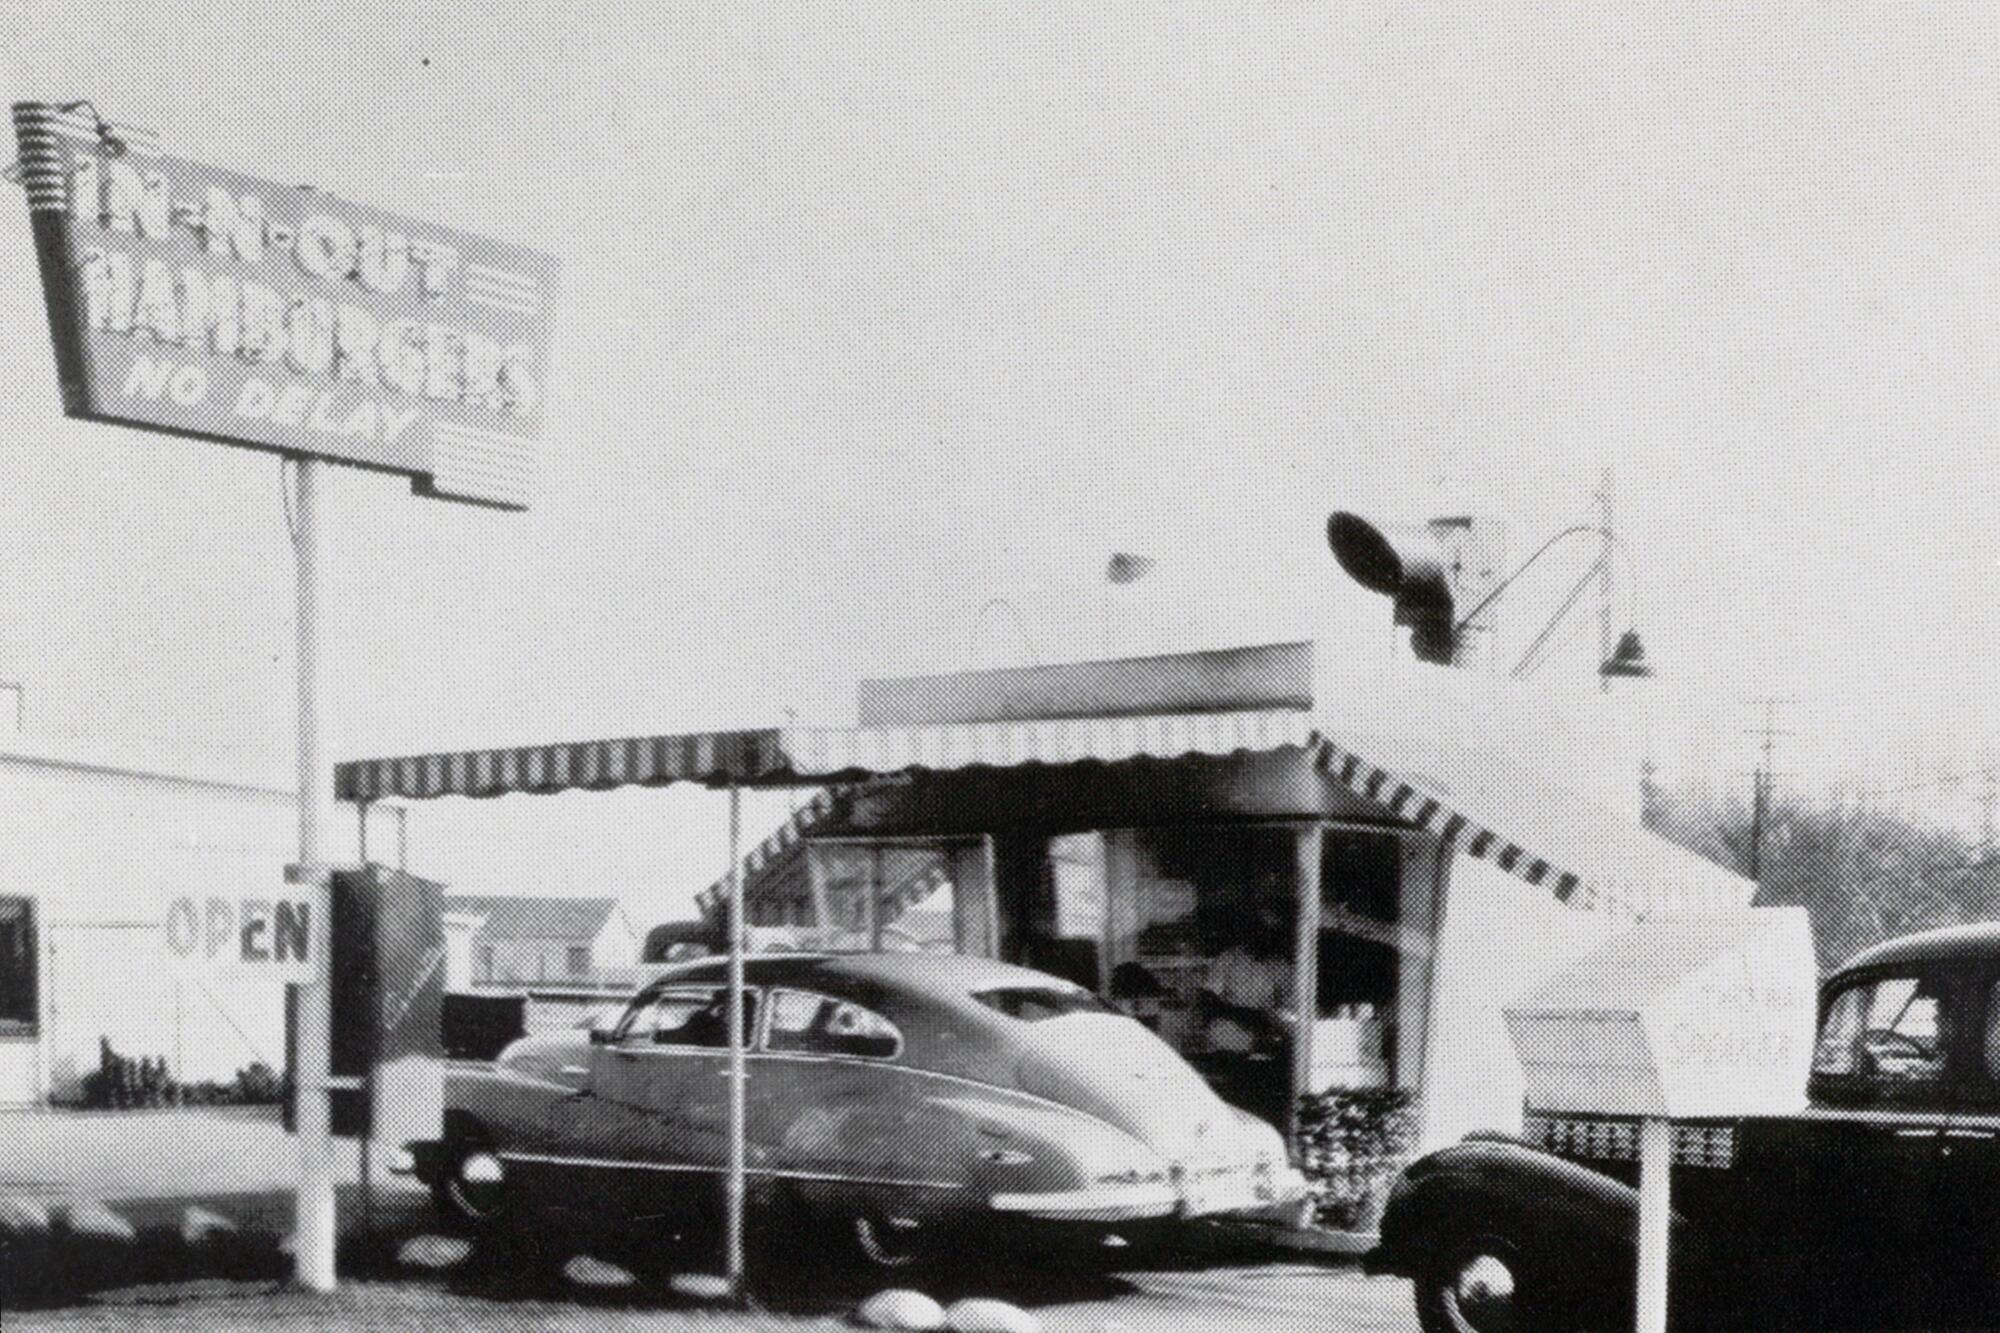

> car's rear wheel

[{"left": 1415, "top": 1236, "right": 1580, "bottom": 1333}]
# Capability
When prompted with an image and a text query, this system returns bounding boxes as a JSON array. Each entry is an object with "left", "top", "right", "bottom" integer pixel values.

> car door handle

[{"left": 560, "top": 1065, "right": 588, "bottom": 1077}]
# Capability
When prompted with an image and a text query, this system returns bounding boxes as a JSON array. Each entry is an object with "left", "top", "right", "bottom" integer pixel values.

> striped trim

[
  {"left": 693, "top": 787, "right": 847, "bottom": 917},
  {"left": 11, "top": 104, "right": 72, "bottom": 215},
  {"left": 11, "top": 103, "right": 165, "bottom": 215},
  {"left": 465, "top": 261, "right": 541, "bottom": 314},
  {"left": 335, "top": 730, "right": 792, "bottom": 801},
  {"left": 427, "top": 420, "right": 535, "bottom": 508},
  {"left": 1313, "top": 739, "right": 1645, "bottom": 922}
]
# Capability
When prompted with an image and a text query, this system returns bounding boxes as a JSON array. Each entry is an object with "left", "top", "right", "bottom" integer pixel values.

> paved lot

[
  {"left": 0, "top": 1107, "right": 1418, "bottom": 1331},
  {"left": 5, "top": 1264, "right": 1417, "bottom": 1332}
]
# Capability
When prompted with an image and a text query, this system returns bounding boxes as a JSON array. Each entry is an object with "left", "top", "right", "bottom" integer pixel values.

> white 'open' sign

[{"left": 162, "top": 886, "right": 321, "bottom": 980}]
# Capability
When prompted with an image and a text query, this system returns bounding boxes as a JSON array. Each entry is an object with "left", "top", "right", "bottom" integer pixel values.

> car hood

[{"left": 1012, "top": 1012, "right": 1236, "bottom": 1155}]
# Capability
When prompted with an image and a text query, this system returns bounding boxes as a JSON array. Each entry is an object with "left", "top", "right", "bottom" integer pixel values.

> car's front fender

[{"left": 1368, "top": 1138, "right": 1707, "bottom": 1294}]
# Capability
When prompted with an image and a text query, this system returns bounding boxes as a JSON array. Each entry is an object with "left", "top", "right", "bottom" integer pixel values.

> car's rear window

[{"left": 972, "top": 986, "right": 1120, "bottom": 1022}]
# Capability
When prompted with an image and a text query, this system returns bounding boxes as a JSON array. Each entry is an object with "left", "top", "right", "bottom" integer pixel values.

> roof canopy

[{"left": 336, "top": 707, "right": 1749, "bottom": 920}]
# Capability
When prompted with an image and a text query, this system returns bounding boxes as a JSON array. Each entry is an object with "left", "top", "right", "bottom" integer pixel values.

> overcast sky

[{"left": 4, "top": 3, "right": 1998, "bottom": 922}]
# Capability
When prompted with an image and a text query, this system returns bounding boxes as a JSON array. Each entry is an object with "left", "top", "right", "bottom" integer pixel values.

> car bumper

[
  {"left": 990, "top": 1181, "right": 1181, "bottom": 1222},
  {"left": 990, "top": 1164, "right": 1307, "bottom": 1224}
]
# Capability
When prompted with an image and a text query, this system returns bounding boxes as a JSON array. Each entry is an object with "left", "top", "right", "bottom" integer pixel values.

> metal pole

[
  {"left": 724, "top": 784, "right": 746, "bottom": 1300},
  {"left": 291, "top": 457, "right": 338, "bottom": 1291},
  {"left": 867, "top": 845, "right": 883, "bottom": 951},
  {"left": 1290, "top": 825, "right": 1323, "bottom": 1147},
  {"left": 1635, "top": 1116, "right": 1671, "bottom": 1333},
  {"left": 805, "top": 843, "right": 833, "bottom": 948}
]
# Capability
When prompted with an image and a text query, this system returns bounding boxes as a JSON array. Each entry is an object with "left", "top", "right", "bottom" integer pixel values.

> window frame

[
  {"left": 1811, "top": 965, "right": 1975, "bottom": 1109},
  {"left": 0, "top": 896, "right": 36, "bottom": 1039},
  {"left": 615, "top": 985, "right": 761, "bottom": 1052},
  {"left": 759, "top": 987, "right": 905, "bottom": 1062}
]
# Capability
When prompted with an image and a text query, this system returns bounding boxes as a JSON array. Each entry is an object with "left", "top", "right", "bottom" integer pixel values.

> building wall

[
  {"left": 1415, "top": 853, "right": 1618, "bottom": 1151},
  {"left": 0, "top": 749, "right": 358, "bottom": 1105}
]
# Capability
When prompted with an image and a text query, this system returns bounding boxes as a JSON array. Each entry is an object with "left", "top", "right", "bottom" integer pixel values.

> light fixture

[{"left": 1598, "top": 630, "right": 1653, "bottom": 680}]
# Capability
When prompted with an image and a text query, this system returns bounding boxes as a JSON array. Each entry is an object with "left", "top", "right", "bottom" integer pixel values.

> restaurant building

[{"left": 682, "top": 640, "right": 1754, "bottom": 1150}]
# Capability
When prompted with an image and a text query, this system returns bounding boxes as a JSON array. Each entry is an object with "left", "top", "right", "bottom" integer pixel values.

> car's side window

[
  {"left": 619, "top": 987, "right": 757, "bottom": 1049},
  {"left": 764, "top": 988, "right": 901, "bottom": 1060},
  {"left": 1813, "top": 972, "right": 1952, "bottom": 1091}
]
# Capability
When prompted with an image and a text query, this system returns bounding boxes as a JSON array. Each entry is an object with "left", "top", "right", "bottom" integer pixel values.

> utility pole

[
  {"left": 1596, "top": 468, "right": 1615, "bottom": 694},
  {"left": 1745, "top": 700, "right": 1794, "bottom": 887}
]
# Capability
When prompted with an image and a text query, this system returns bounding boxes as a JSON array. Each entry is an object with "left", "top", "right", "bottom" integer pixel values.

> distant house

[{"left": 442, "top": 895, "right": 638, "bottom": 990}]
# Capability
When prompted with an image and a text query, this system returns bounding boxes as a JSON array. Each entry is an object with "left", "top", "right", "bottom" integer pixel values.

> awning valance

[
  {"left": 333, "top": 710, "right": 1314, "bottom": 802},
  {"left": 335, "top": 707, "right": 1749, "bottom": 920}
]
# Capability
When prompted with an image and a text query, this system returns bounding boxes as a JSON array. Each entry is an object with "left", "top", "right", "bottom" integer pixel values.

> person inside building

[{"left": 1199, "top": 902, "right": 1294, "bottom": 1056}]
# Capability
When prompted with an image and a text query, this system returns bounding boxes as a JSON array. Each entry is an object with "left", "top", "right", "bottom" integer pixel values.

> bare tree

[{"left": 1645, "top": 778, "right": 1997, "bottom": 969}]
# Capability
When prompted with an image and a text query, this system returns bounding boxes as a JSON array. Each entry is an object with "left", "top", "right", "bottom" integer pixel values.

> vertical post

[
  {"left": 724, "top": 784, "right": 746, "bottom": 1300},
  {"left": 291, "top": 457, "right": 338, "bottom": 1292},
  {"left": 1290, "top": 824, "right": 1323, "bottom": 1146},
  {"left": 357, "top": 801, "right": 370, "bottom": 865},
  {"left": 867, "top": 845, "right": 884, "bottom": 951},
  {"left": 1635, "top": 1116, "right": 1671, "bottom": 1333},
  {"left": 805, "top": 843, "right": 833, "bottom": 947},
  {"left": 1597, "top": 468, "right": 1614, "bottom": 695}
]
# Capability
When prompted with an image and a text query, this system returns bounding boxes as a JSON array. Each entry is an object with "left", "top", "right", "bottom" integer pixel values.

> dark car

[
  {"left": 1369, "top": 922, "right": 2000, "bottom": 1332},
  {"left": 409, "top": 951, "right": 1303, "bottom": 1267}
]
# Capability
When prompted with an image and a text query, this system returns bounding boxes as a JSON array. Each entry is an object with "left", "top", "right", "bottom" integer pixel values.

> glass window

[
  {"left": 973, "top": 986, "right": 1120, "bottom": 1023},
  {"left": 1813, "top": 974, "right": 1951, "bottom": 1087},
  {"left": 566, "top": 945, "right": 590, "bottom": 976},
  {"left": 0, "top": 898, "right": 35, "bottom": 1034},
  {"left": 765, "top": 989, "right": 901, "bottom": 1059},
  {"left": 621, "top": 987, "right": 758, "bottom": 1049}
]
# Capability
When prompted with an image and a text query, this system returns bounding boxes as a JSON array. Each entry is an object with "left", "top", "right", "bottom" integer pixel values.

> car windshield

[{"left": 971, "top": 986, "right": 1121, "bottom": 1022}]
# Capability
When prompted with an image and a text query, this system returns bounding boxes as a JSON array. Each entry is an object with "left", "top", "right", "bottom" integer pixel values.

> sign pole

[
  {"left": 1635, "top": 1116, "right": 1671, "bottom": 1333},
  {"left": 292, "top": 456, "right": 338, "bottom": 1291},
  {"left": 724, "top": 783, "right": 746, "bottom": 1301}
]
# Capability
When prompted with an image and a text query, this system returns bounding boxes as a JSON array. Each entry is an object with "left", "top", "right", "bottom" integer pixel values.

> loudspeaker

[{"left": 285, "top": 864, "right": 445, "bottom": 1143}]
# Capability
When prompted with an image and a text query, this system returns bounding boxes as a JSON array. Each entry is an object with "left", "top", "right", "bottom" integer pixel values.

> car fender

[{"left": 1370, "top": 1138, "right": 1709, "bottom": 1293}]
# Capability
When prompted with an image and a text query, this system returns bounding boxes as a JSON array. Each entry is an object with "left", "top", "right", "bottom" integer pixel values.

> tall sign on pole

[
  {"left": 10, "top": 101, "right": 559, "bottom": 1291},
  {"left": 10, "top": 101, "right": 556, "bottom": 508}
]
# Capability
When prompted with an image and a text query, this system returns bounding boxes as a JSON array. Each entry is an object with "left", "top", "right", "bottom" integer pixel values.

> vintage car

[
  {"left": 1368, "top": 922, "right": 2000, "bottom": 1332},
  {"left": 410, "top": 951, "right": 1304, "bottom": 1266}
]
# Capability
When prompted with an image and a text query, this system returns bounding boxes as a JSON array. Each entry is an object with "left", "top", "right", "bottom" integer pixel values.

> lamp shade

[{"left": 1599, "top": 629, "right": 1653, "bottom": 679}]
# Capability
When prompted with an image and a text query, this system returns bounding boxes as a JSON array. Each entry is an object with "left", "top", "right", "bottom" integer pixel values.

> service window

[
  {"left": 1813, "top": 972, "right": 1954, "bottom": 1091},
  {"left": 620, "top": 987, "right": 758, "bottom": 1049},
  {"left": 765, "top": 988, "right": 901, "bottom": 1059},
  {"left": 0, "top": 898, "right": 35, "bottom": 1036}
]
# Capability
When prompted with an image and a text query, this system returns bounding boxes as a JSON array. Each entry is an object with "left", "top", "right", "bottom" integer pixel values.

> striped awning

[
  {"left": 336, "top": 707, "right": 1749, "bottom": 919},
  {"left": 333, "top": 711, "right": 1313, "bottom": 803}
]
